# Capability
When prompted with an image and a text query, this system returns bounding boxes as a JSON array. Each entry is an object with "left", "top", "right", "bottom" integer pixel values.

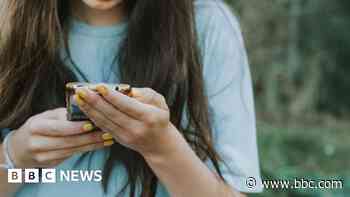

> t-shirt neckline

[{"left": 70, "top": 18, "right": 127, "bottom": 38}]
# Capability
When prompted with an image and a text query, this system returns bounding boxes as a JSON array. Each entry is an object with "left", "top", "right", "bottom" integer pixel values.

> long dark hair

[{"left": 0, "top": 0, "right": 224, "bottom": 196}]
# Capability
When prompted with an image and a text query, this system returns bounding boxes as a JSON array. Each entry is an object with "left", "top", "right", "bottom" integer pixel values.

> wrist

[
  {"left": 9, "top": 130, "right": 29, "bottom": 169},
  {"left": 0, "top": 131, "right": 17, "bottom": 170},
  {"left": 142, "top": 123, "right": 187, "bottom": 165}
]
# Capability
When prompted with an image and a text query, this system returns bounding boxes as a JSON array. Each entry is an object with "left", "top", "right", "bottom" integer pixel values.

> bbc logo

[{"left": 8, "top": 169, "right": 56, "bottom": 183}]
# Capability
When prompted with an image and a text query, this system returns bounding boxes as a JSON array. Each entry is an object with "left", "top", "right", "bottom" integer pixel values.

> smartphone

[{"left": 66, "top": 82, "right": 132, "bottom": 121}]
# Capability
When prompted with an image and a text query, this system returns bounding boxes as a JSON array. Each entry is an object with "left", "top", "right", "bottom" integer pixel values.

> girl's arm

[
  {"left": 0, "top": 108, "right": 114, "bottom": 197},
  {"left": 143, "top": 124, "right": 246, "bottom": 197},
  {"left": 75, "top": 87, "right": 247, "bottom": 197}
]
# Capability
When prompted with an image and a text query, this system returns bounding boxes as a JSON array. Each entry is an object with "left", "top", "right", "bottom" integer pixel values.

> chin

[{"left": 81, "top": 0, "right": 124, "bottom": 10}]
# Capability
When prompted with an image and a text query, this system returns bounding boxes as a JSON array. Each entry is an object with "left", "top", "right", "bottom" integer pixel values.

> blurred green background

[{"left": 224, "top": 0, "right": 350, "bottom": 196}]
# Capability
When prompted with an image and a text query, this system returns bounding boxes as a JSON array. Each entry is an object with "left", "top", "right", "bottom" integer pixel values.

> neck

[{"left": 71, "top": 1, "right": 126, "bottom": 26}]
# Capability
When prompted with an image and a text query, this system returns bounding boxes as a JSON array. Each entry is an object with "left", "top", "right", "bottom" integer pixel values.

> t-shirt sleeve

[
  {"left": 195, "top": 0, "right": 263, "bottom": 193},
  {"left": 0, "top": 128, "right": 12, "bottom": 142}
]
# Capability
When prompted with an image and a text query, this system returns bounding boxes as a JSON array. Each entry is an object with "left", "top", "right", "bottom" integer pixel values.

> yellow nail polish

[
  {"left": 96, "top": 85, "right": 109, "bottom": 96},
  {"left": 82, "top": 123, "right": 94, "bottom": 132},
  {"left": 74, "top": 95, "right": 85, "bottom": 106},
  {"left": 104, "top": 140, "right": 115, "bottom": 146},
  {"left": 76, "top": 89, "right": 88, "bottom": 99},
  {"left": 102, "top": 133, "right": 114, "bottom": 141}
]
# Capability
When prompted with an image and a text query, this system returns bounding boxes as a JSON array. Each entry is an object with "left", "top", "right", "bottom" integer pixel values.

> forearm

[
  {"left": 0, "top": 144, "right": 21, "bottom": 197},
  {"left": 143, "top": 125, "right": 245, "bottom": 197}
]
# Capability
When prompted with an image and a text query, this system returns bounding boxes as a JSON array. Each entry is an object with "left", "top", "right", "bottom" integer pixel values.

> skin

[
  {"left": 72, "top": 0, "right": 126, "bottom": 26},
  {"left": 0, "top": 0, "right": 247, "bottom": 196}
]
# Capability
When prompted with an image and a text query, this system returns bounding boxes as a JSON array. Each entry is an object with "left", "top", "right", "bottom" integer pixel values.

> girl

[{"left": 0, "top": 0, "right": 263, "bottom": 196}]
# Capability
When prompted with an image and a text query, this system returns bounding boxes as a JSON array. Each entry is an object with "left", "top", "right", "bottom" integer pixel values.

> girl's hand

[
  {"left": 75, "top": 86, "right": 177, "bottom": 157},
  {"left": 10, "top": 108, "right": 114, "bottom": 168}
]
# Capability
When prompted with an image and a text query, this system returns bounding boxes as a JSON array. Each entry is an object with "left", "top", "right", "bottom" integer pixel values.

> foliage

[
  {"left": 224, "top": 0, "right": 350, "bottom": 122},
  {"left": 223, "top": 1, "right": 350, "bottom": 196},
  {"left": 253, "top": 123, "right": 350, "bottom": 197}
]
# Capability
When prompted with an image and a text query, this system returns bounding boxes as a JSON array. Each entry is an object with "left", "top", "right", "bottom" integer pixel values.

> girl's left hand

[{"left": 74, "top": 85, "right": 176, "bottom": 157}]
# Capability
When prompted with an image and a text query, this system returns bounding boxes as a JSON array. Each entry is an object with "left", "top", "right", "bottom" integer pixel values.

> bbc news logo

[{"left": 8, "top": 169, "right": 102, "bottom": 183}]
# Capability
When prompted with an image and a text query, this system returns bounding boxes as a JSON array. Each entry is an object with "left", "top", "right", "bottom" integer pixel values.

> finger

[
  {"left": 132, "top": 88, "right": 169, "bottom": 110},
  {"left": 39, "top": 156, "right": 71, "bottom": 168},
  {"left": 93, "top": 85, "right": 152, "bottom": 120},
  {"left": 32, "top": 119, "right": 94, "bottom": 137},
  {"left": 76, "top": 88, "right": 140, "bottom": 131},
  {"left": 31, "top": 131, "right": 109, "bottom": 151},
  {"left": 74, "top": 95, "right": 124, "bottom": 135},
  {"left": 37, "top": 141, "right": 113, "bottom": 163}
]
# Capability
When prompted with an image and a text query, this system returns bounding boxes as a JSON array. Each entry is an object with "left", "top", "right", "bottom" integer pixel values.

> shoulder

[
  {"left": 194, "top": 0, "right": 243, "bottom": 45},
  {"left": 194, "top": 0, "right": 239, "bottom": 25},
  {"left": 194, "top": 1, "right": 248, "bottom": 96},
  {"left": 194, "top": 0, "right": 246, "bottom": 64}
]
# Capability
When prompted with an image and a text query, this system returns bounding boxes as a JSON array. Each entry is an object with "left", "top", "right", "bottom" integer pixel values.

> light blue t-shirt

[{"left": 14, "top": 0, "right": 263, "bottom": 196}]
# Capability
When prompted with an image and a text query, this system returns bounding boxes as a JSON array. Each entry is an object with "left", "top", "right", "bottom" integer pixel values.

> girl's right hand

[{"left": 8, "top": 108, "right": 114, "bottom": 168}]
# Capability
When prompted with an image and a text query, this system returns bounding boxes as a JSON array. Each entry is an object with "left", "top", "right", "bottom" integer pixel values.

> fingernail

[
  {"left": 127, "top": 89, "right": 134, "bottom": 97},
  {"left": 104, "top": 140, "right": 115, "bottom": 146},
  {"left": 82, "top": 123, "right": 94, "bottom": 132},
  {"left": 74, "top": 95, "right": 85, "bottom": 106},
  {"left": 96, "top": 85, "right": 109, "bottom": 97},
  {"left": 102, "top": 133, "right": 114, "bottom": 141},
  {"left": 76, "top": 88, "right": 88, "bottom": 99}
]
